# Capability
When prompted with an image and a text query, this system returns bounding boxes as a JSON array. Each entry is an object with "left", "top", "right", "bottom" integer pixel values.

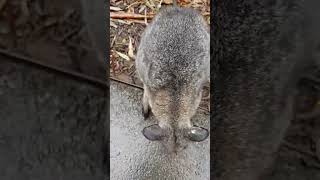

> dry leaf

[
  {"left": 156, "top": 0, "right": 163, "bottom": 9},
  {"left": 115, "top": 19, "right": 131, "bottom": 25},
  {"left": 128, "top": 37, "right": 135, "bottom": 59},
  {"left": 116, "top": 51, "right": 130, "bottom": 61},
  {"left": 128, "top": 6, "right": 134, "bottom": 13},
  {"left": 163, "top": 0, "right": 173, "bottom": 4},
  {"left": 110, "top": 20, "right": 118, "bottom": 28},
  {"left": 126, "top": 1, "right": 142, "bottom": 11},
  {"left": 139, "top": 5, "right": 146, "bottom": 13},
  {"left": 110, "top": 6, "right": 123, "bottom": 11},
  {"left": 145, "top": 0, "right": 155, "bottom": 10}
]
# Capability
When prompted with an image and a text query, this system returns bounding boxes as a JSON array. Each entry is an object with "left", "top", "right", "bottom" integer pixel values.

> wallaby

[
  {"left": 212, "top": 0, "right": 320, "bottom": 179},
  {"left": 135, "top": 0, "right": 210, "bottom": 152}
]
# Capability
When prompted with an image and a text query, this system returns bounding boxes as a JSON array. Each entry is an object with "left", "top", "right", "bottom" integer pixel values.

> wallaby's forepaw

[{"left": 142, "top": 105, "right": 150, "bottom": 119}]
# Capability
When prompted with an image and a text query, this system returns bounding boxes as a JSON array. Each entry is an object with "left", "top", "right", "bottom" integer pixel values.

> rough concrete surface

[
  {"left": 0, "top": 58, "right": 108, "bottom": 180},
  {"left": 110, "top": 81, "right": 210, "bottom": 180}
]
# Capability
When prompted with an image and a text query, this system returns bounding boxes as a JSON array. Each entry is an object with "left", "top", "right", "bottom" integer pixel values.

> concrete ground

[{"left": 110, "top": 81, "right": 210, "bottom": 180}]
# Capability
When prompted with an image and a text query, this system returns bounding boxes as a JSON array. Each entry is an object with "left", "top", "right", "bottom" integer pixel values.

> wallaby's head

[{"left": 135, "top": 6, "right": 210, "bottom": 152}]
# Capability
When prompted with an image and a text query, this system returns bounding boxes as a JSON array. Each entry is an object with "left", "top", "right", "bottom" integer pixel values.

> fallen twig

[
  {"left": 110, "top": 12, "right": 153, "bottom": 19},
  {"left": 130, "top": 19, "right": 148, "bottom": 24},
  {"left": 126, "top": 1, "right": 143, "bottom": 10},
  {"left": 110, "top": 11, "right": 210, "bottom": 20}
]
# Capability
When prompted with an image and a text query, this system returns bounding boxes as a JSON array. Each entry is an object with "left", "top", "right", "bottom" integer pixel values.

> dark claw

[{"left": 142, "top": 105, "right": 150, "bottom": 119}]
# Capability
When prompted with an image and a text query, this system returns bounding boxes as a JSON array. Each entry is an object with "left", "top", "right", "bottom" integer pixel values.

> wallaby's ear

[
  {"left": 142, "top": 124, "right": 166, "bottom": 141},
  {"left": 186, "top": 126, "right": 209, "bottom": 142}
]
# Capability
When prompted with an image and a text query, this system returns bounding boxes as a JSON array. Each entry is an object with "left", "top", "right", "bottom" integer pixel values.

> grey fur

[{"left": 136, "top": 6, "right": 210, "bottom": 151}]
